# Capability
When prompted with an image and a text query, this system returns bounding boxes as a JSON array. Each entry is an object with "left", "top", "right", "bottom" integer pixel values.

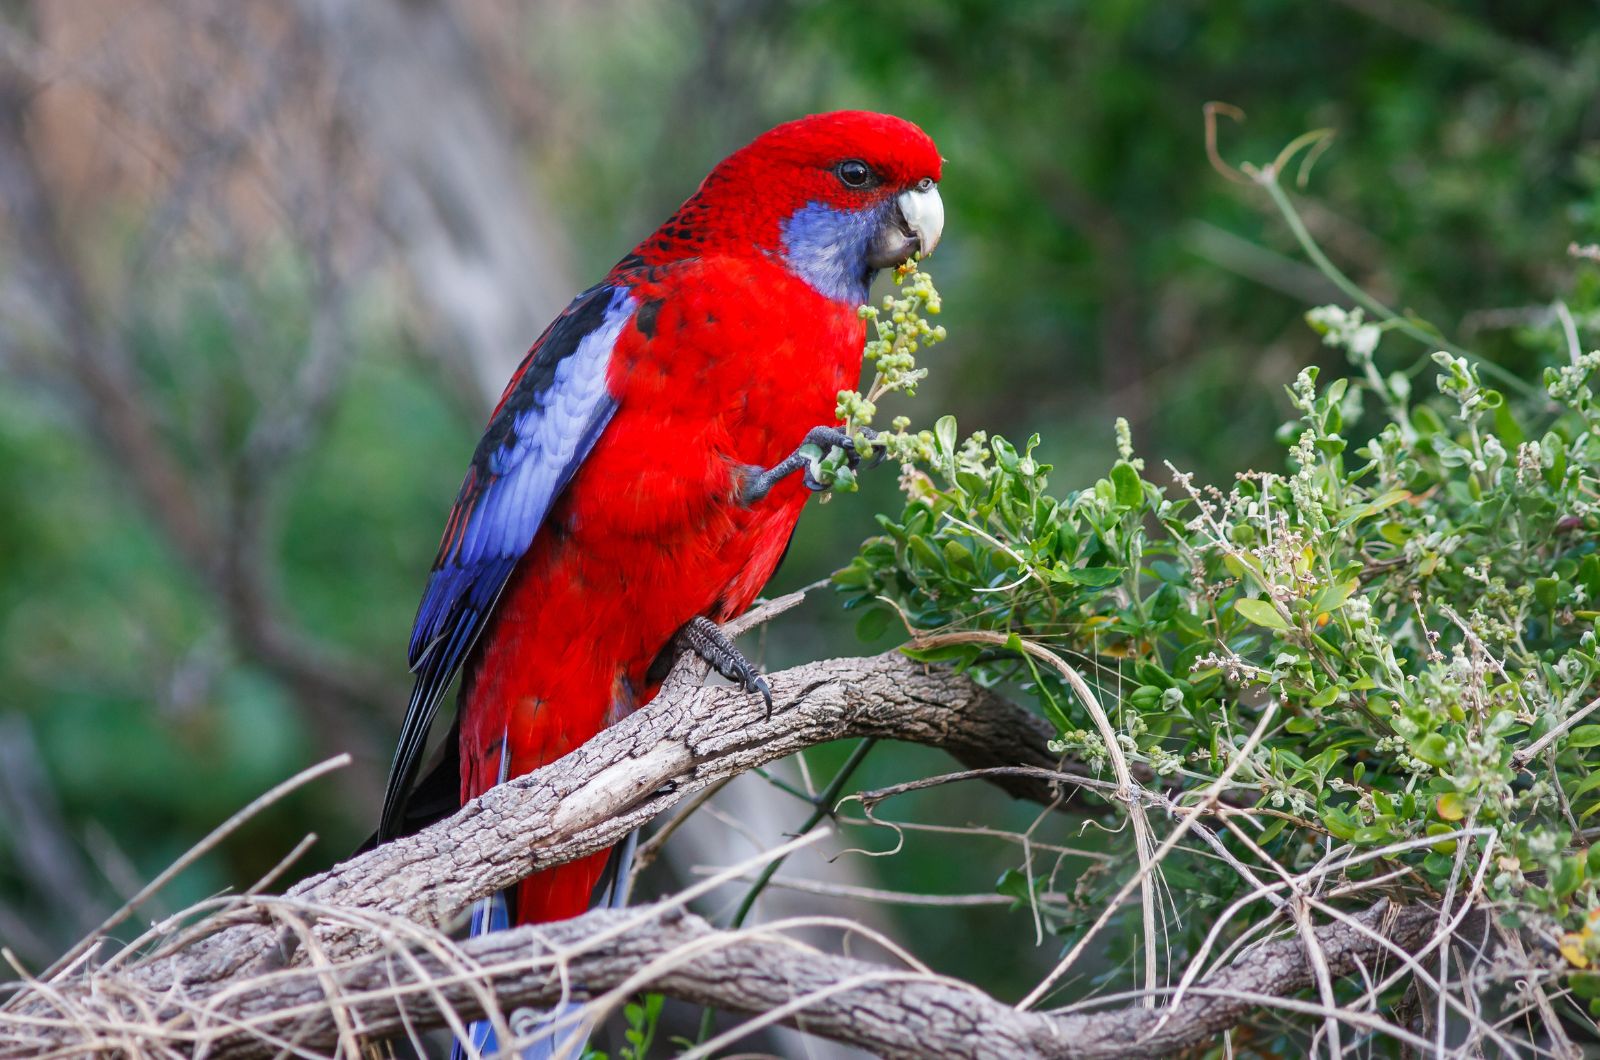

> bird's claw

[
  {"left": 799, "top": 425, "right": 885, "bottom": 492},
  {"left": 679, "top": 616, "right": 773, "bottom": 717},
  {"left": 743, "top": 425, "right": 887, "bottom": 504}
]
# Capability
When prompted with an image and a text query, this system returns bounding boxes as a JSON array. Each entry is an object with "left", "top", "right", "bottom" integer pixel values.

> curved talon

[
  {"left": 749, "top": 673, "right": 774, "bottom": 716},
  {"left": 858, "top": 427, "right": 888, "bottom": 470}
]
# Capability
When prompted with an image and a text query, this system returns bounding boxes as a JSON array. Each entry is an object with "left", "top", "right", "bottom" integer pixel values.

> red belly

[
  {"left": 459, "top": 252, "right": 862, "bottom": 923},
  {"left": 457, "top": 476, "right": 806, "bottom": 922}
]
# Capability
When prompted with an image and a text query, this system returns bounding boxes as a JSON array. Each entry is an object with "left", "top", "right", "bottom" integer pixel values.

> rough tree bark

[{"left": 1, "top": 651, "right": 1450, "bottom": 1059}]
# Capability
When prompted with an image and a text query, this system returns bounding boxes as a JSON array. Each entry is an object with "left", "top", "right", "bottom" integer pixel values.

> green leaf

[
  {"left": 831, "top": 563, "right": 871, "bottom": 589},
  {"left": 854, "top": 607, "right": 891, "bottom": 641},
  {"left": 1378, "top": 521, "right": 1413, "bottom": 544},
  {"left": 1352, "top": 823, "right": 1391, "bottom": 845},
  {"left": 1319, "top": 807, "right": 1358, "bottom": 841},
  {"left": 1309, "top": 578, "right": 1359, "bottom": 616},
  {"left": 1582, "top": 555, "right": 1600, "bottom": 600},
  {"left": 1412, "top": 733, "right": 1450, "bottom": 768},
  {"left": 1435, "top": 791, "right": 1466, "bottom": 821},
  {"left": 1110, "top": 461, "right": 1143, "bottom": 509},
  {"left": 1233, "top": 598, "right": 1291, "bottom": 631},
  {"left": 1569, "top": 770, "right": 1600, "bottom": 801},
  {"left": 908, "top": 535, "right": 944, "bottom": 570},
  {"left": 1309, "top": 684, "right": 1341, "bottom": 708},
  {"left": 1572, "top": 973, "right": 1600, "bottom": 1001},
  {"left": 995, "top": 868, "right": 1037, "bottom": 907},
  {"left": 1569, "top": 725, "right": 1600, "bottom": 748},
  {"left": 900, "top": 643, "right": 980, "bottom": 665},
  {"left": 1057, "top": 565, "right": 1124, "bottom": 588},
  {"left": 1554, "top": 854, "right": 1585, "bottom": 898},
  {"left": 934, "top": 415, "right": 958, "bottom": 460},
  {"left": 942, "top": 539, "right": 976, "bottom": 573}
]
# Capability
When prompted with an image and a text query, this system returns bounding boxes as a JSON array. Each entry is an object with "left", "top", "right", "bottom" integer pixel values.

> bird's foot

[
  {"left": 742, "top": 425, "right": 885, "bottom": 504},
  {"left": 678, "top": 616, "right": 772, "bottom": 714}
]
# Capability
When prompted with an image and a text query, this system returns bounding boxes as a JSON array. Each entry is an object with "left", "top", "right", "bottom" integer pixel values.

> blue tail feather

[
  {"left": 455, "top": 828, "right": 638, "bottom": 1058},
  {"left": 451, "top": 893, "right": 512, "bottom": 1060}
]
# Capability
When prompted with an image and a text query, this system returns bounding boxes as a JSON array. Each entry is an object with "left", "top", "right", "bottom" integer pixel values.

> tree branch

[
  {"left": 8, "top": 884, "right": 1441, "bottom": 1059},
  {"left": 107, "top": 650, "right": 1059, "bottom": 1000},
  {"left": 0, "top": 652, "right": 1457, "bottom": 1058}
]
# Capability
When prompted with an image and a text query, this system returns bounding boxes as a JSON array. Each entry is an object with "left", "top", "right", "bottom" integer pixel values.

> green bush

[{"left": 837, "top": 145, "right": 1600, "bottom": 1015}]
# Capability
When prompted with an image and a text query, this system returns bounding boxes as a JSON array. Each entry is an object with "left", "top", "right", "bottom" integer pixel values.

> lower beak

[{"left": 866, "top": 184, "right": 945, "bottom": 269}]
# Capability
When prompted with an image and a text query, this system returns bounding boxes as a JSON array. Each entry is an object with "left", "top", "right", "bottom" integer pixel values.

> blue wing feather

[{"left": 378, "top": 282, "right": 635, "bottom": 842}]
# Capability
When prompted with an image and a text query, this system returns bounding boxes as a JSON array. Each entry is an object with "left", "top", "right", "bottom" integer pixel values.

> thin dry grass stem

[
  {"left": 274, "top": 910, "right": 361, "bottom": 1059},
  {"left": 689, "top": 870, "right": 1070, "bottom": 908},
  {"left": 14, "top": 754, "right": 351, "bottom": 995},
  {"left": 245, "top": 834, "right": 321, "bottom": 898},
  {"left": 1555, "top": 300, "right": 1584, "bottom": 367},
  {"left": 1186, "top": 827, "right": 1489, "bottom": 999},
  {"left": 1017, "top": 691, "right": 1280, "bottom": 1012},
  {"left": 505, "top": 907, "right": 932, "bottom": 1057},
  {"left": 1516, "top": 691, "right": 1600, "bottom": 766},
  {"left": 1163, "top": 986, "right": 1437, "bottom": 1054},
  {"left": 1493, "top": 922, "right": 1580, "bottom": 1060},
  {"left": 1203, "top": 102, "right": 1253, "bottom": 186},
  {"left": 1304, "top": 895, "right": 1525, "bottom": 1056},
  {"left": 720, "top": 586, "right": 814, "bottom": 639},
  {"left": 511, "top": 829, "right": 838, "bottom": 1047},
  {"left": 6, "top": 786, "right": 831, "bottom": 1058},
  {"left": 913, "top": 628, "right": 1163, "bottom": 1003},
  {"left": 832, "top": 806, "right": 1118, "bottom": 864},
  {"left": 1142, "top": 751, "right": 1343, "bottom": 1041},
  {"left": 1049, "top": 977, "right": 1437, "bottom": 1053},
  {"left": 1430, "top": 811, "right": 1490, "bottom": 1056},
  {"left": 1341, "top": 831, "right": 1500, "bottom": 1047}
]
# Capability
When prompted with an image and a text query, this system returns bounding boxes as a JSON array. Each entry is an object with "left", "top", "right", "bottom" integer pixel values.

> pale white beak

[{"left": 897, "top": 184, "right": 944, "bottom": 257}]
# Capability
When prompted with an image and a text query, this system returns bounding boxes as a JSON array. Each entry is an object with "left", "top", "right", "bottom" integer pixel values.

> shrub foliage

[{"left": 837, "top": 148, "right": 1600, "bottom": 1020}]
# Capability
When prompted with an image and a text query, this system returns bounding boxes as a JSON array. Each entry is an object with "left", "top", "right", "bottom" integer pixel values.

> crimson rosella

[{"left": 375, "top": 109, "right": 942, "bottom": 1049}]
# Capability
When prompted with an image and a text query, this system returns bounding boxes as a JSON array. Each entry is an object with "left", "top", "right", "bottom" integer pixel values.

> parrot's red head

[{"left": 624, "top": 111, "right": 944, "bottom": 305}]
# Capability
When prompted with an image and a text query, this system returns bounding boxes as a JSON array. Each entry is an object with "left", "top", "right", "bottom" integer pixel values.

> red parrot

[{"left": 376, "top": 110, "right": 941, "bottom": 1052}]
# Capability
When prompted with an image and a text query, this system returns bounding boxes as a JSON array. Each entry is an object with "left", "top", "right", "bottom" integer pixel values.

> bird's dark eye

[{"left": 836, "top": 159, "right": 873, "bottom": 188}]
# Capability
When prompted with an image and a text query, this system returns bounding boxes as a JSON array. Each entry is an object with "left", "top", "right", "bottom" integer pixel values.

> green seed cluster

[{"left": 815, "top": 258, "right": 949, "bottom": 490}]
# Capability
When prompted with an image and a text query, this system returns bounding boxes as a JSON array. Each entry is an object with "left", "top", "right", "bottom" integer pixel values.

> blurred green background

[{"left": 2, "top": 0, "right": 1598, "bottom": 1039}]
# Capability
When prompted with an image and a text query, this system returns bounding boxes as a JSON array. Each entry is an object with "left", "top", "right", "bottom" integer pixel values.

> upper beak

[
  {"left": 897, "top": 184, "right": 944, "bottom": 257},
  {"left": 866, "top": 183, "right": 945, "bottom": 269}
]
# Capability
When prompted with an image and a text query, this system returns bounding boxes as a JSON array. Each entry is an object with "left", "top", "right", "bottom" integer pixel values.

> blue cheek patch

[{"left": 780, "top": 200, "right": 886, "bottom": 305}]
